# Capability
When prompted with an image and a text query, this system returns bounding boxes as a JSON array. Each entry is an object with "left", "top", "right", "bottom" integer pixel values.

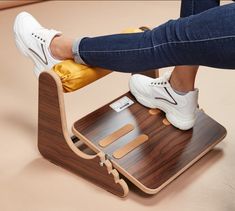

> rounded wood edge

[
  {"left": 98, "top": 123, "right": 135, "bottom": 148},
  {"left": 103, "top": 159, "right": 113, "bottom": 173},
  {"left": 149, "top": 108, "right": 161, "bottom": 115},
  {"left": 72, "top": 125, "right": 101, "bottom": 154},
  {"left": 71, "top": 127, "right": 129, "bottom": 197},
  {"left": 38, "top": 72, "right": 227, "bottom": 196},
  {"left": 162, "top": 118, "right": 171, "bottom": 126},
  {"left": 99, "top": 142, "right": 106, "bottom": 148},
  {"left": 39, "top": 70, "right": 104, "bottom": 160},
  {"left": 112, "top": 134, "right": 149, "bottom": 159},
  {"left": 101, "top": 155, "right": 129, "bottom": 197},
  {"left": 111, "top": 131, "right": 226, "bottom": 195},
  {"left": 117, "top": 179, "right": 129, "bottom": 197},
  {"left": 109, "top": 168, "right": 129, "bottom": 197},
  {"left": 110, "top": 169, "right": 120, "bottom": 183}
]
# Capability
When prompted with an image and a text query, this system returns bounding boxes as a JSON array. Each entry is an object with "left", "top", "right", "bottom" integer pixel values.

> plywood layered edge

[{"left": 38, "top": 70, "right": 129, "bottom": 197}]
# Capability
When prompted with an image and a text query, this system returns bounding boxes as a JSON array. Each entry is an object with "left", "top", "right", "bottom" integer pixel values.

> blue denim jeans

[{"left": 72, "top": 1, "right": 235, "bottom": 72}]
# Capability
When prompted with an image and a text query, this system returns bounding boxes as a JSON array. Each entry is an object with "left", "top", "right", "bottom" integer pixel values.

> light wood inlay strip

[
  {"left": 99, "top": 124, "right": 134, "bottom": 148},
  {"left": 113, "top": 134, "right": 149, "bottom": 159},
  {"left": 149, "top": 108, "right": 161, "bottom": 115},
  {"left": 162, "top": 118, "right": 171, "bottom": 126}
]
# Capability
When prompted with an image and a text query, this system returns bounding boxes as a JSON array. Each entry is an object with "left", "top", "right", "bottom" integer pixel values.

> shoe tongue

[
  {"left": 46, "top": 29, "right": 62, "bottom": 44},
  {"left": 162, "top": 71, "right": 172, "bottom": 81},
  {"left": 37, "top": 28, "right": 62, "bottom": 45}
]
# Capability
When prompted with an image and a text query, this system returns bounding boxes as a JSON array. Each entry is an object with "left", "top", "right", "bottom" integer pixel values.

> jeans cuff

[{"left": 72, "top": 38, "right": 86, "bottom": 64}]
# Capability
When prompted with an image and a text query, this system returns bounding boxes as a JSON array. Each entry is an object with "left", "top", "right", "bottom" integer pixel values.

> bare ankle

[
  {"left": 170, "top": 73, "right": 195, "bottom": 92},
  {"left": 170, "top": 77, "right": 187, "bottom": 92},
  {"left": 50, "top": 35, "right": 74, "bottom": 60},
  {"left": 169, "top": 66, "right": 198, "bottom": 92},
  {"left": 50, "top": 36, "right": 62, "bottom": 59}
]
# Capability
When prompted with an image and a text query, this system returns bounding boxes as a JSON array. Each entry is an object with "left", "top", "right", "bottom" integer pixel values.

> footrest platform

[
  {"left": 38, "top": 71, "right": 227, "bottom": 197},
  {"left": 72, "top": 92, "right": 226, "bottom": 194}
]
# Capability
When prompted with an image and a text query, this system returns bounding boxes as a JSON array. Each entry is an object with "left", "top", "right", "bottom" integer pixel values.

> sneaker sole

[{"left": 129, "top": 81, "right": 196, "bottom": 130}]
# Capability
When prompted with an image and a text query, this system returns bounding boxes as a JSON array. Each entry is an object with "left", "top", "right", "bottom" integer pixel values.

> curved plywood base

[
  {"left": 38, "top": 71, "right": 128, "bottom": 197},
  {"left": 72, "top": 93, "right": 227, "bottom": 194},
  {"left": 38, "top": 70, "right": 226, "bottom": 197}
]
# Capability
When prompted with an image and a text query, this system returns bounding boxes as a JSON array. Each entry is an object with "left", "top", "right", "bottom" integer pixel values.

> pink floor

[{"left": 0, "top": 1, "right": 234, "bottom": 211}]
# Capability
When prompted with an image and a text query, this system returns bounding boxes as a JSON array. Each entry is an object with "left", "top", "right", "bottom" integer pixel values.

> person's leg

[
  {"left": 14, "top": 3, "right": 235, "bottom": 130},
  {"left": 51, "top": 3, "right": 235, "bottom": 73},
  {"left": 50, "top": 0, "right": 220, "bottom": 92},
  {"left": 50, "top": 36, "right": 73, "bottom": 60},
  {"left": 172, "top": 0, "right": 220, "bottom": 92},
  {"left": 180, "top": 0, "right": 220, "bottom": 17},
  {"left": 170, "top": 65, "right": 198, "bottom": 92},
  {"left": 50, "top": 0, "right": 221, "bottom": 92},
  {"left": 49, "top": 3, "right": 235, "bottom": 130}
]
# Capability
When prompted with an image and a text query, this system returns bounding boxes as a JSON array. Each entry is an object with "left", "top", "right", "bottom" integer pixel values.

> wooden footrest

[
  {"left": 38, "top": 71, "right": 227, "bottom": 197},
  {"left": 72, "top": 92, "right": 226, "bottom": 194}
]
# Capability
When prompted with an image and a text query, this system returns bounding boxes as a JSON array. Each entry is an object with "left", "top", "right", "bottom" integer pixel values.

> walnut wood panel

[
  {"left": 38, "top": 71, "right": 128, "bottom": 197},
  {"left": 99, "top": 124, "right": 134, "bottom": 148},
  {"left": 113, "top": 134, "right": 149, "bottom": 159},
  {"left": 73, "top": 93, "right": 227, "bottom": 194}
]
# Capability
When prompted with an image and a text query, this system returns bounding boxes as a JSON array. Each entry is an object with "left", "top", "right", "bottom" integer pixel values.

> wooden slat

[
  {"left": 113, "top": 134, "right": 149, "bottom": 159},
  {"left": 162, "top": 118, "right": 171, "bottom": 126},
  {"left": 99, "top": 124, "right": 134, "bottom": 148},
  {"left": 149, "top": 108, "right": 161, "bottom": 115},
  {"left": 73, "top": 92, "right": 226, "bottom": 194}
]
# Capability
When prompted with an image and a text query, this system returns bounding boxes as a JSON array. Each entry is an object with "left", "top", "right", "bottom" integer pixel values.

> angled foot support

[
  {"left": 38, "top": 71, "right": 129, "bottom": 197},
  {"left": 38, "top": 69, "right": 226, "bottom": 197}
]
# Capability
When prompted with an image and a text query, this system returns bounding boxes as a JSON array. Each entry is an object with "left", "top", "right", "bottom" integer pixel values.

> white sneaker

[
  {"left": 13, "top": 12, "right": 62, "bottom": 77},
  {"left": 129, "top": 71, "right": 199, "bottom": 130}
]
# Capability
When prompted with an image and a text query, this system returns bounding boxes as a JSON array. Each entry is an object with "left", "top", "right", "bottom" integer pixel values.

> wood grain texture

[
  {"left": 113, "top": 134, "right": 149, "bottom": 159},
  {"left": 99, "top": 124, "right": 134, "bottom": 148},
  {"left": 162, "top": 118, "right": 171, "bottom": 126},
  {"left": 38, "top": 71, "right": 128, "bottom": 197},
  {"left": 73, "top": 92, "right": 227, "bottom": 194},
  {"left": 149, "top": 108, "right": 161, "bottom": 115}
]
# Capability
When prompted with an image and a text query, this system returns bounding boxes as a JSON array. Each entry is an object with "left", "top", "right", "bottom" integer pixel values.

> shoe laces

[
  {"left": 31, "top": 32, "right": 46, "bottom": 43},
  {"left": 31, "top": 28, "right": 51, "bottom": 43},
  {"left": 149, "top": 78, "right": 168, "bottom": 87},
  {"left": 149, "top": 71, "right": 172, "bottom": 87}
]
